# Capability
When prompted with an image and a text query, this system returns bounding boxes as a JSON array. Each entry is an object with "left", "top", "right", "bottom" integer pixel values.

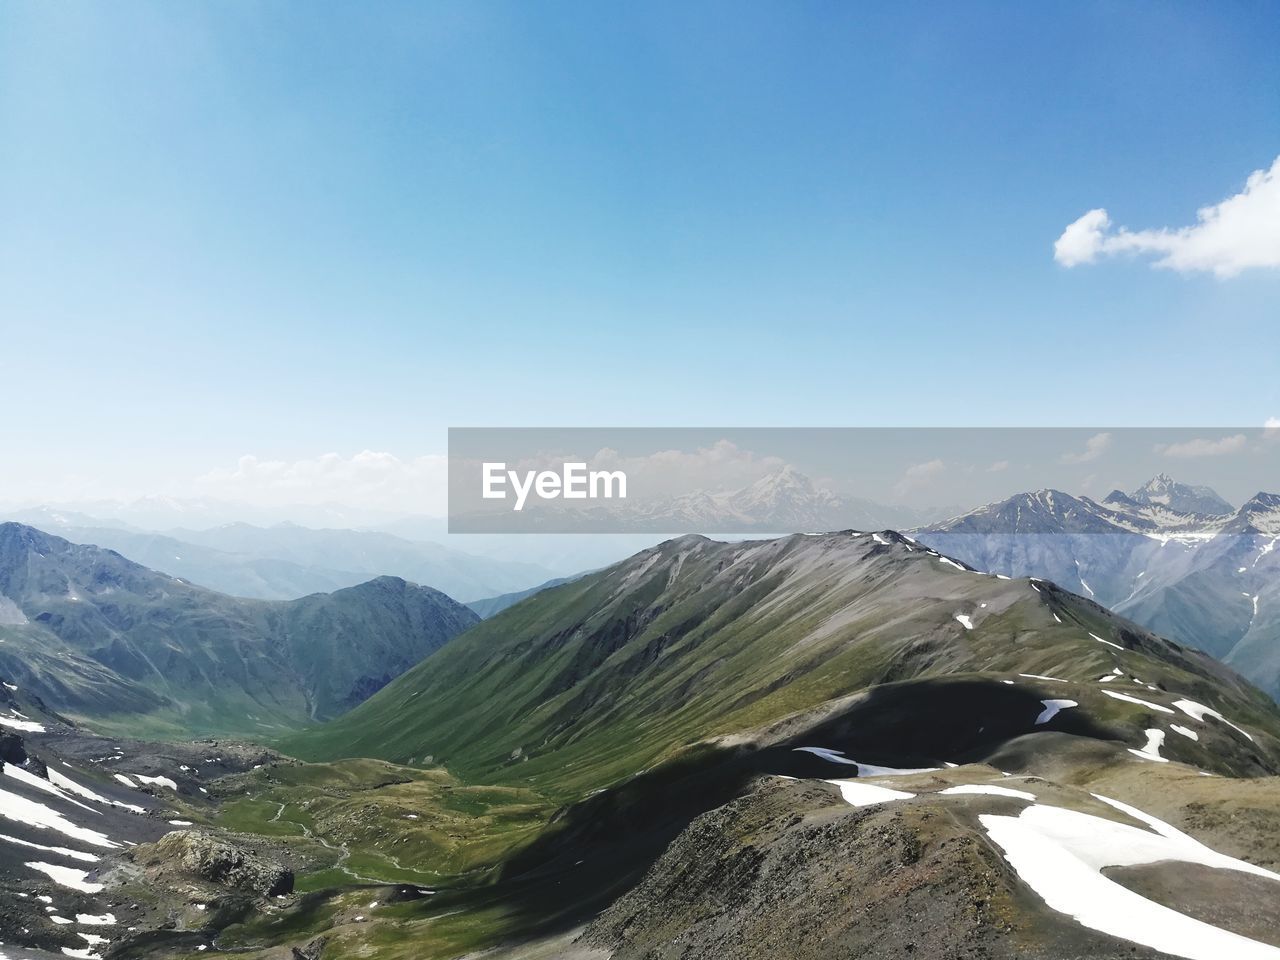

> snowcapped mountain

[
  {"left": 641, "top": 465, "right": 866, "bottom": 530},
  {"left": 472, "top": 465, "right": 950, "bottom": 533},
  {"left": 917, "top": 476, "right": 1280, "bottom": 699},
  {"left": 1230, "top": 491, "right": 1280, "bottom": 536},
  {"left": 1121, "top": 472, "right": 1235, "bottom": 516}
]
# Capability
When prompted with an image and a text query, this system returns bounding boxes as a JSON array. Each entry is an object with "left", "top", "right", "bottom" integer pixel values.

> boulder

[
  {"left": 291, "top": 936, "right": 328, "bottom": 959},
  {"left": 137, "top": 830, "right": 294, "bottom": 896},
  {"left": 0, "top": 732, "right": 27, "bottom": 766}
]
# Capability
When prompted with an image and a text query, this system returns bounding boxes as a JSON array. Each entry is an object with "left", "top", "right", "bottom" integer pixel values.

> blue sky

[{"left": 1, "top": 1, "right": 1277, "bottom": 507}]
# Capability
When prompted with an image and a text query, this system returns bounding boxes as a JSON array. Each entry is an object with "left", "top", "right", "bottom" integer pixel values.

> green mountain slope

[
  {"left": 285, "top": 532, "right": 1280, "bottom": 796},
  {"left": 0, "top": 522, "right": 479, "bottom": 736},
  {"left": 465, "top": 575, "right": 578, "bottom": 619}
]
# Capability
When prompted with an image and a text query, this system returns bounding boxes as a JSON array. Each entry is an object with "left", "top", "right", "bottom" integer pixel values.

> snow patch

[
  {"left": 1089, "top": 632, "right": 1124, "bottom": 650},
  {"left": 0, "top": 832, "right": 99, "bottom": 863},
  {"left": 1035, "top": 699, "right": 1077, "bottom": 725},
  {"left": 981, "top": 798, "right": 1280, "bottom": 960},
  {"left": 4, "top": 765, "right": 98, "bottom": 816},
  {"left": 825, "top": 779, "right": 915, "bottom": 807},
  {"left": 1171, "top": 699, "right": 1254, "bottom": 742},
  {"left": 76, "top": 913, "right": 116, "bottom": 926},
  {"left": 793, "top": 748, "right": 939, "bottom": 777},
  {"left": 25, "top": 860, "right": 103, "bottom": 892},
  {"left": 0, "top": 713, "right": 46, "bottom": 733},
  {"left": 1128, "top": 729, "right": 1168, "bottom": 763},
  {"left": 134, "top": 775, "right": 178, "bottom": 791},
  {"left": 0, "top": 787, "right": 119, "bottom": 848},
  {"left": 48, "top": 769, "right": 146, "bottom": 814}
]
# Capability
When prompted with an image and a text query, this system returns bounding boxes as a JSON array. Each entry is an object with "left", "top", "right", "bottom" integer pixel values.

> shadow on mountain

[{"left": 483, "top": 678, "right": 1121, "bottom": 943}]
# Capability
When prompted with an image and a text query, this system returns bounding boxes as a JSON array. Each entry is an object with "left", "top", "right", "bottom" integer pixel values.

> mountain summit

[{"left": 1120, "top": 473, "right": 1235, "bottom": 516}]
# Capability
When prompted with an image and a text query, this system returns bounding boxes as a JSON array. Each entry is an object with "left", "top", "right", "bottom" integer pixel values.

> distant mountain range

[
  {"left": 640, "top": 465, "right": 951, "bottom": 531},
  {"left": 0, "top": 495, "right": 409, "bottom": 532},
  {"left": 0, "top": 522, "right": 479, "bottom": 735},
  {"left": 1, "top": 508, "right": 559, "bottom": 602},
  {"left": 465, "top": 575, "right": 580, "bottom": 619},
  {"left": 456, "top": 464, "right": 955, "bottom": 533},
  {"left": 917, "top": 475, "right": 1280, "bottom": 698}
]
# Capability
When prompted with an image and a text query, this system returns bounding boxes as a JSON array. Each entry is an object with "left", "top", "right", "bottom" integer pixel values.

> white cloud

[
  {"left": 986, "top": 460, "right": 1010, "bottom": 473},
  {"left": 194, "top": 451, "right": 449, "bottom": 514},
  {"left": 1054, "top": 155, "right": 1280, "bottom": 277},
  {"left": 1061, "top": 432, "right": 1112, "bottom": 464},
  {"left": 894, "top": 459, "right": 945, "bottom": 497},
  {"left": 1157, "top": 434, "right": 1248, "bottom": 458},
  {"left": 1265, "top": 417, "right": 1280, "bottom": 442},
  {"left": 1053, "top": 209, "right": 1112, "bottom": 268}
]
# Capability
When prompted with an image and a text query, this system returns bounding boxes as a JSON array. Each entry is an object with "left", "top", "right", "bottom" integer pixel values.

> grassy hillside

[{"left": 285, "top": 533, "right": 1280, "bottom": 797}]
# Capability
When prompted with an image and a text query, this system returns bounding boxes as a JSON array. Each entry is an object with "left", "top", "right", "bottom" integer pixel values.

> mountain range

[
  {"left": 0, "top": 522, "right": 479, "bottom": 736},
  {"left": 455, "top": 464, "right": 955, "bottom": 533},
  {"left": 272, "top": 531, "right": 1280, "bottom": 959},
  {"left": 2, "top": 528, "right": 1280, "bottom": 959},
  {"left": 1, "top": 508, "right": 559, "bottom": 602},
  {"left": 917, "top": 475, "right": 1280, "bottom": 699}
]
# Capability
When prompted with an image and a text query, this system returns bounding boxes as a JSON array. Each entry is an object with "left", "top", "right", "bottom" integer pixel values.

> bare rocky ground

[
  {"left": 5, "top": 710, "right": 1280, "bottom": 959},
  {"left": 0, "top": 683, "right": 306, "bottom": 960},
  {"left": 576, "top": 776, "right": 1170, "bottom": 960}
]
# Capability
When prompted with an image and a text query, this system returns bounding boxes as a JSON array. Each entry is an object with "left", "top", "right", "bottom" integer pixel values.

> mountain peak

[
  {"left": 1127, "top": 475, "right": 1233, "bottom": 516},
  {"left": 0, "top": 520, "right": 66, "bottom": 553},
  {"left": 1103, "top": 489, "right": 1140, "bottom": 508},
  {"left": 1233, "top": 491, "right": 1280, "bottom": 534},
  {"left": 748, "top": 464, "right": 813, "bottom": 492}
]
